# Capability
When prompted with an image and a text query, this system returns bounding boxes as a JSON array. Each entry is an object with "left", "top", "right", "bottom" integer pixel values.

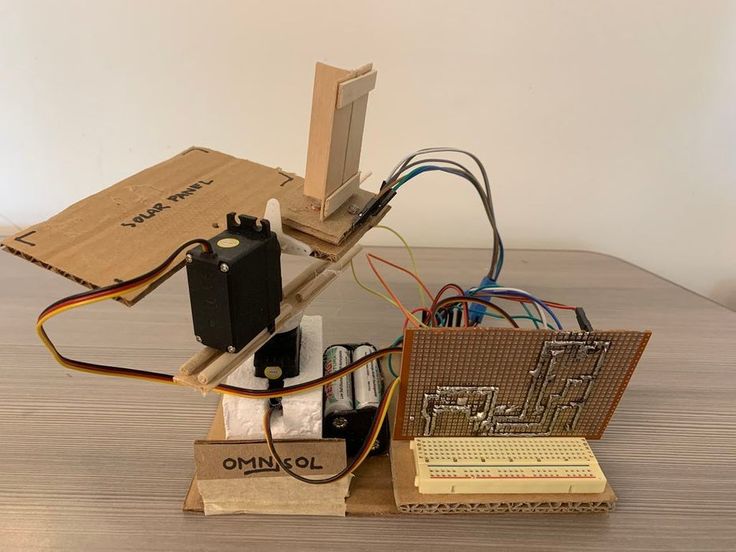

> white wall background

[{"left": 1, "top": 0, "right": 734, "bottom": 307}]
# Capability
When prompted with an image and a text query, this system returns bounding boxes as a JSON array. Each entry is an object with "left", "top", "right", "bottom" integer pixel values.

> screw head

[
  {"left": 227, "top": 345, "right": 236, "bottom": 353},
  {"left": 219, "top": 263, "right": 229, "bottom": 273},
  {"left": 332, "top": 416, "right": 348, "bottom": 429},
  {"left": 195, "top": 335, "right": 202, "bottom": 343},
  {"left": 185, "top": 254, "right": 193, "bottom": 264},
  {"left": 371, "top": 439, "right": 381, "bottom": 452}
]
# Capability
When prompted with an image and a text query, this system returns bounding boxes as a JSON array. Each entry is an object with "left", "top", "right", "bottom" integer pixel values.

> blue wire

[
  {"left": 468, "top": 287, "right": 563, "bottom": 329},
  {"left": 448, "top": 306, "right": 556, "bottom": 330},
  {"left": 393, "top": 166, "right": 442, "bottom": 188}
]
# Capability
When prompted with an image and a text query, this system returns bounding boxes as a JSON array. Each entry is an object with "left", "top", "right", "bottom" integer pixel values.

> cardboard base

[
  {"left": 390, "top": 439, "right": 617, "bottom": 514},
  {"left": 184, "top": 404, "right": 616, "bottom": 516}
]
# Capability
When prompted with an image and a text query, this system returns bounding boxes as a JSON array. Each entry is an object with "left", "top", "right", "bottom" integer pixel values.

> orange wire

[
  {"left": 431, "top": 283, "right": 469, "bottom": 326},
  {"left": 404, "top": 307, "right": 430, "bottom": 330},
  {"left": 365, "top": 254, "right": 425, "bottom": 327},
  {"left": 365, "top": 254, "right": 434, "bottom": 302}
]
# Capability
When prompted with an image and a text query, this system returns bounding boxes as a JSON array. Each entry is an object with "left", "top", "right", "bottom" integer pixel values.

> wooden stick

[
  {"left": 174, "top": 246, "right": 362, "bottom": 392},
  {"left": 179, "top": 346, "right": 222, "bottom": 376}
]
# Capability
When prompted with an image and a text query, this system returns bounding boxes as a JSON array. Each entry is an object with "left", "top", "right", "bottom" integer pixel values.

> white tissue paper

[{"left": 222, "top": 315, "right": 323, "bottom": 440}]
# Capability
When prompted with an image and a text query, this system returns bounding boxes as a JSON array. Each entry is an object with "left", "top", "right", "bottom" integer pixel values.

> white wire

[{"left": 466, "top": 286, "right": 549, "bottom": 328}]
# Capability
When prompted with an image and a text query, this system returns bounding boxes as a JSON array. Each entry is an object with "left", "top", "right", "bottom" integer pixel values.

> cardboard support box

[{"left": 184, "top": 403, "right": 398, "bottom": 517}]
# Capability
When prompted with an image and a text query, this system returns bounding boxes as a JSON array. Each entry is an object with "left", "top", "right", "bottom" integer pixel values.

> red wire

[
  {"left": 404, "top": 307, "right": 431, "bottom": 330},
  {"left": 365, "top": 254, "right": 434, "bottom": 302},
  {"left": 365, "top": 254, "right": 424, "bottom": 327},
  {"left": 473, "top": 291, "right": 577, "bottom": 311},
  {"left": 431, "top": 283, "right": 469, "bottom": 326}
]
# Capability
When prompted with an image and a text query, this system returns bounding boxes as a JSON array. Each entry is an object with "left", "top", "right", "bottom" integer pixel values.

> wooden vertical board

[
  {"left": 342, "top": 93, "right": 369, "bottom": 181},
  {"left": 303, "top": 63, "right": 351, "bottom": 199},
  {"left": 303, "top": 62, "right": 375, "bottom": 213},
  {"left": 322, "top": 172, "right": 362, "bottom": 219},
  {"left": 325, "top": 102, "right": 353, "bottom": 197},
  {"left": 336, "top": 70, "right": 377, "bottom": 109}
]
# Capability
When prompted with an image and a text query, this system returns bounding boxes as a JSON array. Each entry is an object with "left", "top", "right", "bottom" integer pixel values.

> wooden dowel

[{"left": 179, "top": 347, "right": 222, "bottom": 376}]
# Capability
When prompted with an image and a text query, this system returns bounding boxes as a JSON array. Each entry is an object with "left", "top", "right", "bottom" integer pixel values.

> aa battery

[
  {"left": 323, "top": 345, "right": 354, "bottom": 416},
  {"left": 352, "top": 344, "right": 384, "bottom": 410}
]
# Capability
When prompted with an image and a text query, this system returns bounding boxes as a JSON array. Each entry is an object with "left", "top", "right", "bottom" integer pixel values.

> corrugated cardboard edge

[
  {"left": 0, "top": 245, "right": 182, "bottom": 306},
  {"left": 183, "top": 401, "right": 398, "bottom": 516},
  {"left": 286, "top": 206, "right": 390, "bottom": 261},
  {"left": 389, "top": 439, "right": 616, "bottom": 514}
]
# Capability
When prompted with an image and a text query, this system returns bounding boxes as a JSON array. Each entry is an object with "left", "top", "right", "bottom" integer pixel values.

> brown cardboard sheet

[
  {"left": 194, "top": 439, "right": 350, "bottom": 516},
  {"left": 390, "top": 439, "right": 617, "bottom": 514},
  {"left": 1, "top": 147, "right": 385, "bottom": 304}
]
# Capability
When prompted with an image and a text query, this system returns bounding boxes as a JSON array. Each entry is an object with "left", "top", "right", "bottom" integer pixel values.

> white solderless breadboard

[{"left": 410, "top": 437, "right": 607, "bottom": 495}]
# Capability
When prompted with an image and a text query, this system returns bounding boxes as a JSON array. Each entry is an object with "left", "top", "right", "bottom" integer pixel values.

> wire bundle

[
  {"left": 350, "top": 225, "right": 580, "bottom": 378},
  {"left": 352, "top": 243, "right": 576, "bottom": 332},
  {"left": 380, "top": 147, "right": 504, "bottom": 282}
]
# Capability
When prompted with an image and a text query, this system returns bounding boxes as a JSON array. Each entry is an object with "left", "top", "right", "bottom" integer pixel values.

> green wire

[
  {"left": 387, "top": 336, "right": 403, "bottom": 378},
  {"left": 520, "top": 301, "right": 540, "bottom": 329},
  {"left": 488, "top": 312, "right": 555, "bottom": 330}
]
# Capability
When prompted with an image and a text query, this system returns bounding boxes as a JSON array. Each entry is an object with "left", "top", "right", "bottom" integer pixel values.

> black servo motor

[{"left": 186, "top": 212, "right": 282, "bottom": 352}]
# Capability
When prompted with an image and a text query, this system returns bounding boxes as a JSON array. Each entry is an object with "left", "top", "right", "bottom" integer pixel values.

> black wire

[
  {"left": 431, "top": 296, "right": 519, "bottom": 328},
  {"left": 41, "top": 238, "right": 213, "bottom": 316},
  {"left": 263, "top": 381, "right": 394, "bottom": 484},
  {"left": 37, "top": 238, "right": 215, "bottom": 385}
]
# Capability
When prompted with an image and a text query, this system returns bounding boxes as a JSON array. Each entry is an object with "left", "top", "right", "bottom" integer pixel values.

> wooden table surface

[{"left": 0, "top": 247, "right": 734, "bottom": 551}]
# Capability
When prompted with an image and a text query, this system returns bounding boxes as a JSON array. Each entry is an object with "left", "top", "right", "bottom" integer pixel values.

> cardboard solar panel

[{"left": 1, "top": 146, "right": 386, "bottom": 304}]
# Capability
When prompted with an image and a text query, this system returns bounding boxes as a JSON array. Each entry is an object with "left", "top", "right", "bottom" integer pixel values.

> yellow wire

[
  {"left": 350, "top": 259, "right": 397, "bottom": 307},
  {"left": 35, "top": 266, "right": 181, "bottom": 383},
  {"left": 350, "top": 224, "right": 430, "bottom": 326},
  {"left": 38, "top": 273, "right": 402, "bottom": 398},
  {"left": 373, "top": 225, "right": 429, "bottom": 308},
  {"left": 37, "top": 238, "right": 405, "bottom": 403},
  {"left": 351, "top": 376, "right": 400, "bottom": 464}
]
